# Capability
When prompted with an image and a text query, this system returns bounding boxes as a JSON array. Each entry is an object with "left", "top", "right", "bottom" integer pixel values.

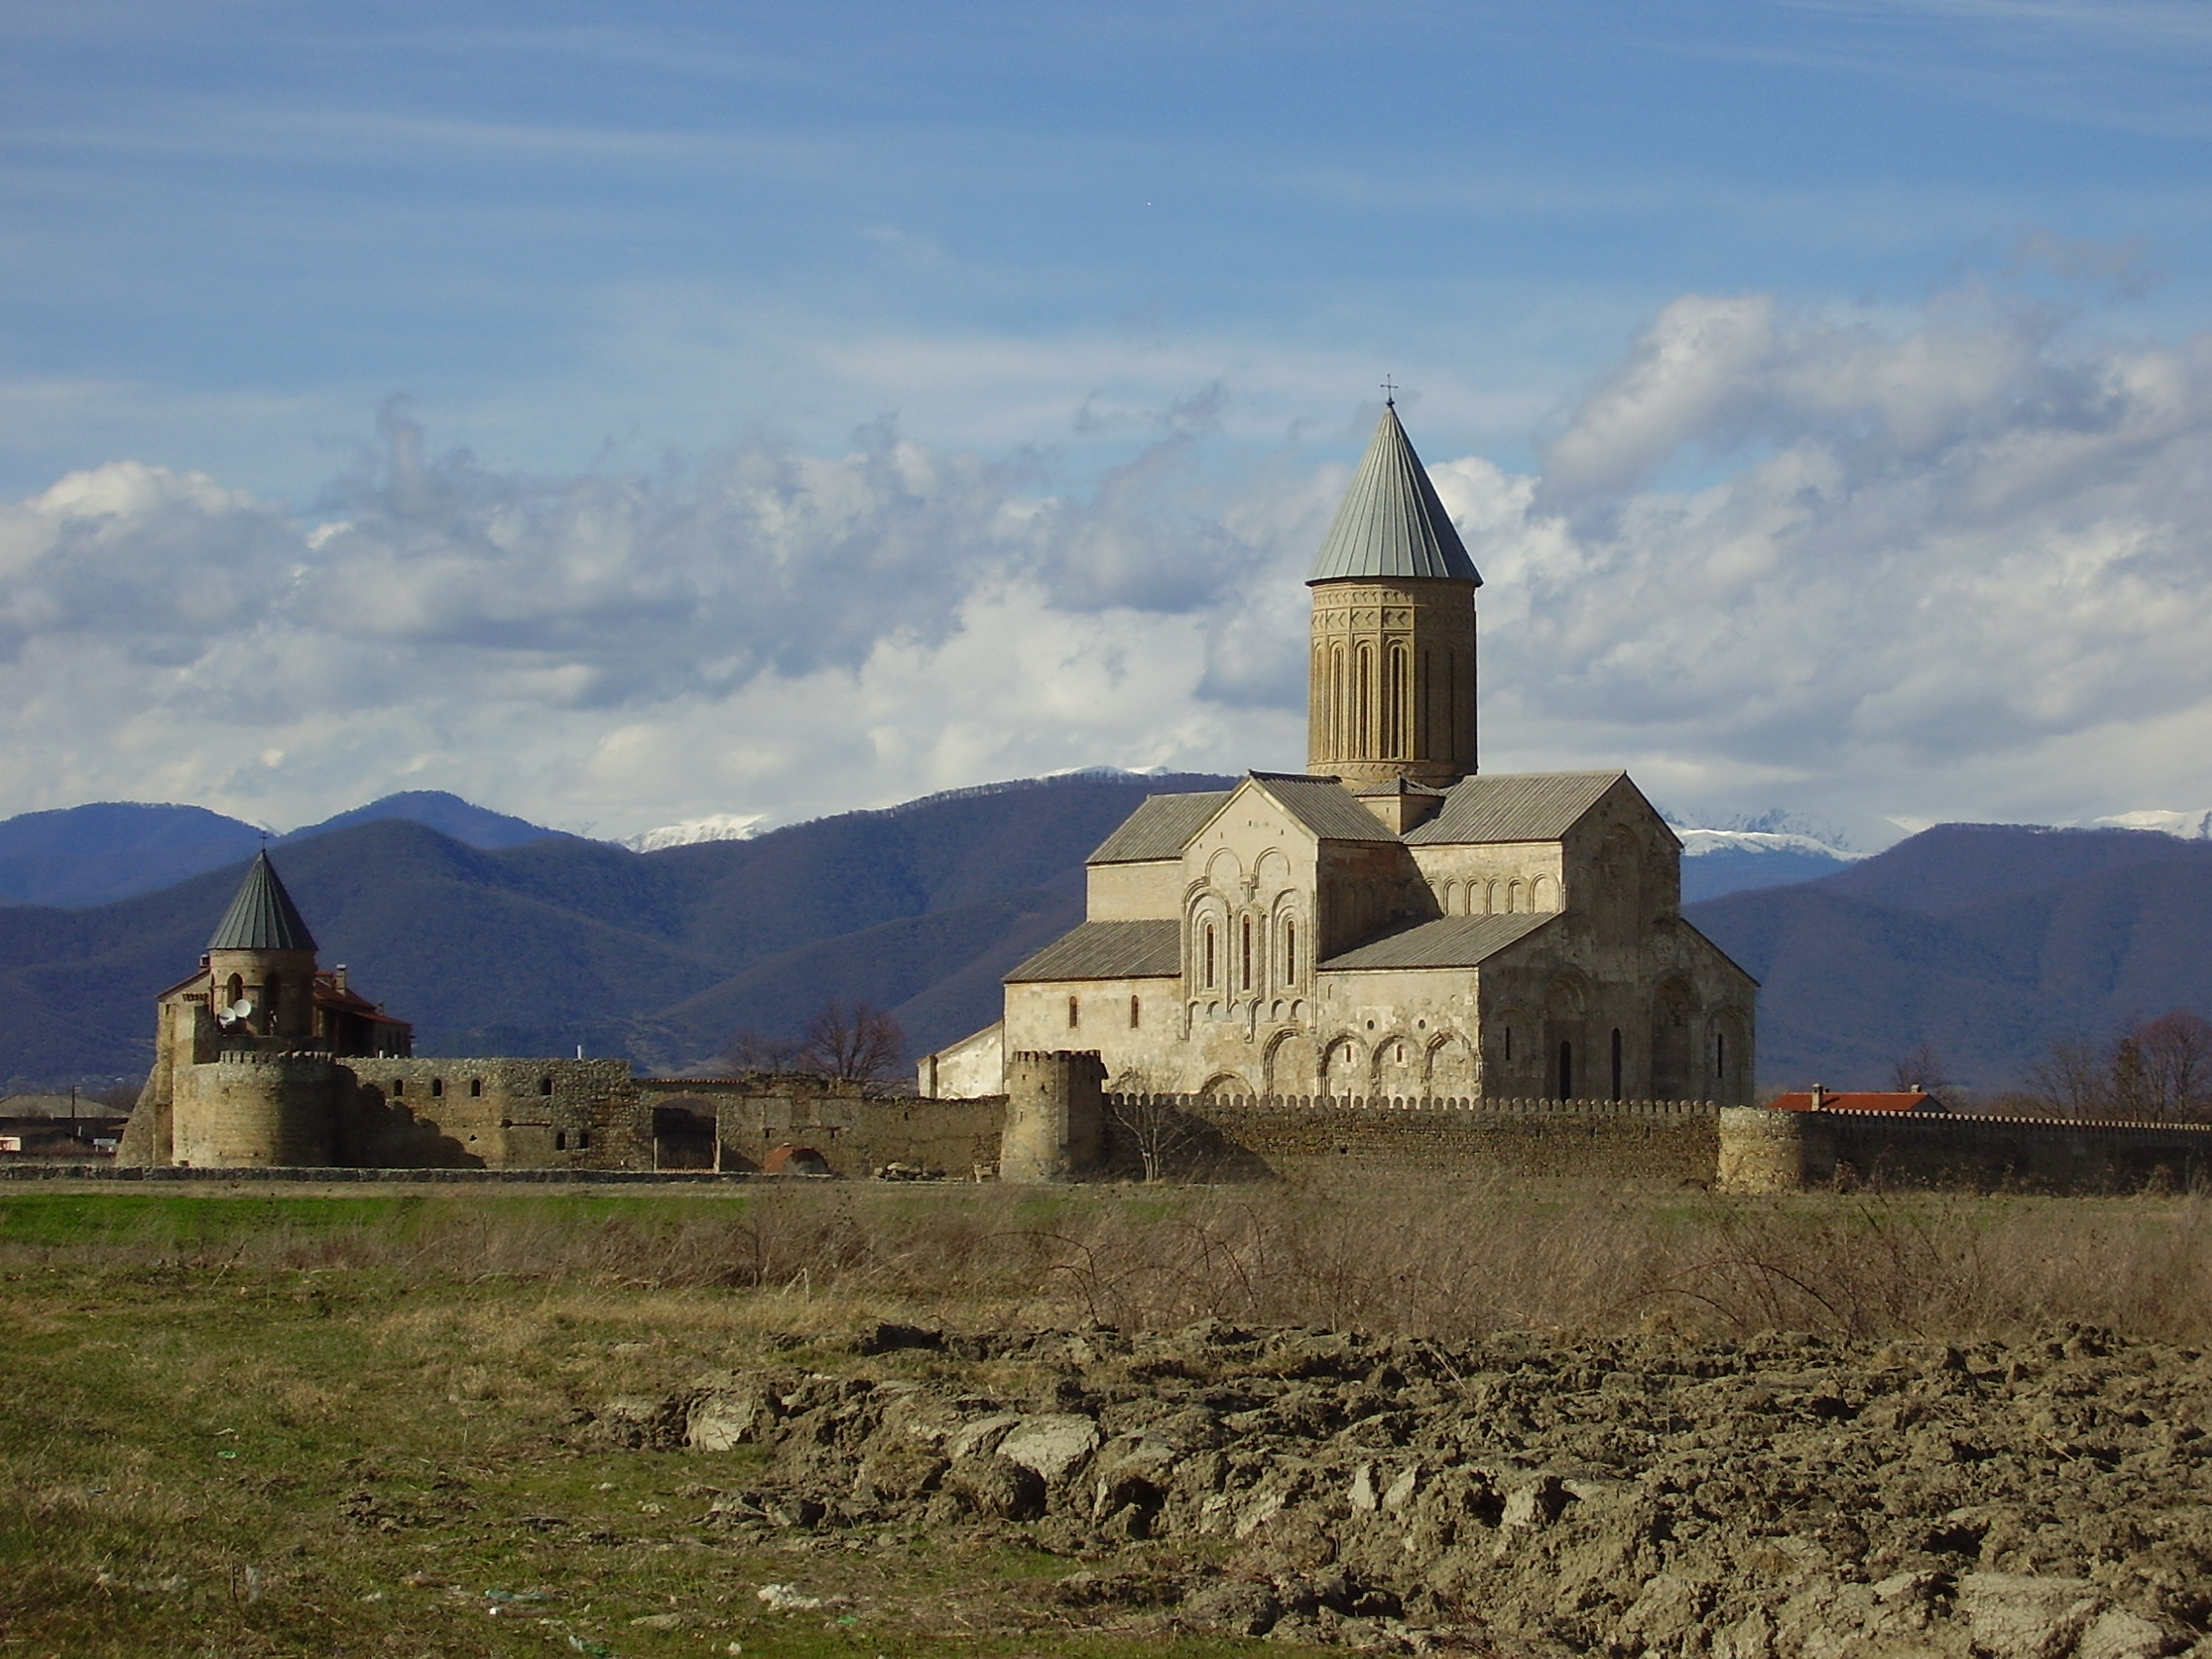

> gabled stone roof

[
  {"left": 1088, "top": 791, "right": 1234, "bottom": 865},
  {"left": 1247, "top": 773, "right": 1400, "bottom": 843},
  {"left": 1307, "top": 404, "right": 1483, "bottom": 586},
  {"left": 1318, "top": 912, "right": 1554, "bottom": 971},
  {"left": 1004, "top": 920, "right": 1181, "bottom": 983},
  {"left": 206, "top": 850, "right": 317, "bottom": 954},
  {"left": 1405, "top": 771, "right": 1640, "bottom": 846}
]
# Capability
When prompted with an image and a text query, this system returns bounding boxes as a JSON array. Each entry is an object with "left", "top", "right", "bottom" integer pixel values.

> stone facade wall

[{"left": 1715, "top": 1107, "right": 2212, "bottom": 1196}]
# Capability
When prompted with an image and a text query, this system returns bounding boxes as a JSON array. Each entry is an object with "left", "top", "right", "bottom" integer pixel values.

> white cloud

[{"left": 6, "top": 283, "right": 2212, "bottom": 848}]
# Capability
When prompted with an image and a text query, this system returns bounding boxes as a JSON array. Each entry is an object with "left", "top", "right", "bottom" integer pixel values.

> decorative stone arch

[
  {"left": 1197, "top": 1071, "right": 1254, "bottom": 1100},
  {"left": 1484, "top": 879, "right": 1501, "bottom": 915},
  {"left": 1254, "top": 846, "right": 1292, "bottom": 890},
  {"left": 1507, "top": 877, "right": 1527, "bottom": 913},
  {"left": 1441, "top": 878, "right": 1460, "bottom": 915},
  {"left": 1204, "top": 846, "right": 1243, "bottom": 892},
  {"left": 1270, "top": 891, "right": 1306, "bottom": 989},
  {"left": 1426, "top": 1031, "right": 1479, "bottom": 1098},
  {"left": 1532, "top": 874, "right": 1559, "bottom": 912},
  {"left": 1319, "top": 1035, "right": 1366, "bottom": 1100},
  {"left": 651, "top": 1097, "right": 720, "bottom": 1170},
  {"left": 1185, "top": 889, "right": 1228, "bottom": 991},
  {"left": 1263, "top": 1028, "right": 1316, "bottom": 1094},
  {"left": 1370, "top": 1032, "right": 1421, "bottom": 1100}
]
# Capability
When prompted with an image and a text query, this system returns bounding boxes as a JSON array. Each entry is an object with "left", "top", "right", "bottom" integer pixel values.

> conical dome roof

[
  {"left": 206, "top": 850, "right": 316, "bottom": 953},
  {"left": 1307, "top": 403, "right": 1482, "bottom": 586}
]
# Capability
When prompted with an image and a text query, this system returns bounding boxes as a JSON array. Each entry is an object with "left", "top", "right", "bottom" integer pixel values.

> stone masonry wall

[
  {"left": 637, "top": 1079, "right": 1006, "bottom": 1178},
  {"left": 1094, "top": 1091, "right": 1721, "bottom": 1185},
  {"left": 1717, "top": 1106, "right": 2212, "bottom": 1195}
]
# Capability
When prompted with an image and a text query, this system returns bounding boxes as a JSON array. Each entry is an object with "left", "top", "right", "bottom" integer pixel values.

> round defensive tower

[{"left": 172, "top": 1049, "right": 347, "bottom": 1167}]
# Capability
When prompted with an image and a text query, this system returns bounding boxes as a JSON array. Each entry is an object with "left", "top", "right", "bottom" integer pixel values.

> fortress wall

[
  {"left": 342, "top": 1057, "right": 640, "bottom": 1170},
  {"left": 1096, "top": 1091, "right": 1722, "bottom": 1185},
  {"left": 1717, "top": 1107, "right": 2212, "bottom": 1195},
  {"left": 636, "top": 1078, "right": 1006, "bottom": 1178}
]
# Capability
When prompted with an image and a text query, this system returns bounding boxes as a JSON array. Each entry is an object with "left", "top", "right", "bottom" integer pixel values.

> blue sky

[{"left": 5, "top": 1, "right": 2212, "bottom": 845}]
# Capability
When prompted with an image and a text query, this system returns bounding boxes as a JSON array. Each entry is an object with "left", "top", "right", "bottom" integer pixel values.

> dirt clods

[{"left": 588, "top": 1321, "right": 2212, "bottom": 1655}]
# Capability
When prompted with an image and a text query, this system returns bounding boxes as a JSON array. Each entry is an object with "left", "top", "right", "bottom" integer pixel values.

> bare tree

[
  {"left": 2025, "top": 1012, "right": 2212, "bottom": 1122},
  {"left": 2138, "top": 1011, "right": 2212, "bottom": 1121},
  {"left": 720, "top": 1029, "right": 805, "bottom": 1075},
  {"left": 1888, "top": 1041, "right": 1953, "bottom": 1094},
  {"left": 795, "top": 1000, "right": 906, "bottom": 1087},
  {"left": 1106, "top": 1067, "right": 1200, "bottom": 1182},
  {"left": 2026, "top": 1036, "right": 2112, "bottom": 1119}
]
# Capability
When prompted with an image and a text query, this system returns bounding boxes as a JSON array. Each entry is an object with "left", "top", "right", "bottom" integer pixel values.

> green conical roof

[
  {"left": 206, "top": 850, "right": 316, "bottom": 953},
  {"left": 1307, "top": 403, "right": 1482, "bottom": 586}
]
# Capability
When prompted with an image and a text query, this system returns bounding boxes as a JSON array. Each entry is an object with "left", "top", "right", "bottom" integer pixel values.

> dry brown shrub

[{"left": 18, "top": 1179, "right": 2212, "bottom": 1343}]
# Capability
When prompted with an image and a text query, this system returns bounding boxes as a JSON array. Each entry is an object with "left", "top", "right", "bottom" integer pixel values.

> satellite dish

[{"left": 229, "top": 999, "right": 254, "bottom": 1021}]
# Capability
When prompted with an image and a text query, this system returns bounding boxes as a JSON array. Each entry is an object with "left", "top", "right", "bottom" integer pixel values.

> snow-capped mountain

[
  {"left": 1667, "top": 817, "right": 1863, "bottom": 903},
  {"left": 619, "top": 813, "right": 767, "bottom": 854},
  {"left": 2092, "top": 809, "right": 2212, "bottom": 840}
]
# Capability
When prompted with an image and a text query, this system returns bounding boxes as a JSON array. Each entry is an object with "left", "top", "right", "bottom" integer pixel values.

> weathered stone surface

[
  {"left": 599, "top": 1320, "right": 2212, "bottom": 1652},
  {"left": 997, "top": 1414, "right": 1100, "bottom": 1482}
]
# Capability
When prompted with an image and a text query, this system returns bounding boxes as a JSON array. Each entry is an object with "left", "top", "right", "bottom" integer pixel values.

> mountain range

[{"left": 1, "top": 781, "right": 2207, "bottom": 1096}]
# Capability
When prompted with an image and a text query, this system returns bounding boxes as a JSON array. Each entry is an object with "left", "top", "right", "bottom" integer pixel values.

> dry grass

[
  {"left": 3, "top": 1178, "right": 2210, "bottom": 1655},
  {"left": 9, "top": 1176, "right": 2211, "bottom": 1344}
]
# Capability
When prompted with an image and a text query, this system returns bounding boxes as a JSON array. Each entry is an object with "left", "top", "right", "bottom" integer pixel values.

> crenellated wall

[{"left": 1714, "top": 1107, "right": 2212, "bottom": 1195}]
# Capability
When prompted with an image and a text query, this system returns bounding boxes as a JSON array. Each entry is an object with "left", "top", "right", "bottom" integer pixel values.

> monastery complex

[{"left": 928, "top": 401, "right": 1759, "bottom": 1107}]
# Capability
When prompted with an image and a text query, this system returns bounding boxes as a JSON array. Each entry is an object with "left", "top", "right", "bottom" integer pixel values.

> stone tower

[
  {"left": 203, "top": 849, "right": 318, "bottom": 1041},
  {"left": 1306, "top": 401, "right": 1482, "bottom": 815}
]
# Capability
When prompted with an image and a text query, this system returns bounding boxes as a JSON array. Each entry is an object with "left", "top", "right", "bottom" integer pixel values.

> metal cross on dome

[{"left": 1381, "top": 377, "right": 1398, "bottom": 406}]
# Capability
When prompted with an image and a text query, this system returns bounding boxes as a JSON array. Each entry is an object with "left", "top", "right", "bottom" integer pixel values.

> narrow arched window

[
  {"left": 1715, "top": 1032, "right": 1726, "bottom": 1080},
  {"left": 1610, "top": 1028, "right": 1623, "bottom": 1102},
  {"left": 225, "top": 974, "right": 244, "bottom": 1009},
  {"left": 1283, "top": 920, "right": 1297, "bottom": 983},
  {"left": 430, "top": 1076, "right": 444, "bottom": 1098},
  {"left": 1240, "top": 917, "right": 1253, "bottom": 990},
  {"left": 1128, "top": 995, "right": 1141, "bottom": 1029},
  {"left": 1356, "top": 645, "right": 1374, "bottom": 756},
  {"left": 469, "top": 1078, "right": 482, "bottom": 1097},
  {"left": 538, "top": 1077, "right": 553, "bottom": 1096},
  {"left": 1388, "top": 644, "right": 1409, "bottom": 756},
  {"left": 1330, "top": 645, "right": 1346, "bottom": 757},
  {"left": 1203, "top": 923, "right": 1217, "bottom": 987},
  {"left": 1558, "top": 1040, "right": 1573, "bottom": 1101},
  {"left": 1067, "top": 996, "right": 1080, "bottom": 1030},
  {"left": 1504, "top": 1025, "right": 1513, "bottom": 1064}
]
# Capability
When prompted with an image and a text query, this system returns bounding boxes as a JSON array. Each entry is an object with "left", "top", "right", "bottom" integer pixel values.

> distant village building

[
  {"left": 1768, "top": 1086, "right": 1947, "bottom": 1115},
  {"left": 926, "top": 402, "right": 1758, "bottom": 1104}
]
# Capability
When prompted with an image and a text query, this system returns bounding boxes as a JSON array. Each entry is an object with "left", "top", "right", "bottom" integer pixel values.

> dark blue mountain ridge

[
  {"left": 5, "top": 785, "right": 2210, "bottom": 1098},
  {"left": 1684, "top": 824, "right": 2212, "bottom": 1093}
]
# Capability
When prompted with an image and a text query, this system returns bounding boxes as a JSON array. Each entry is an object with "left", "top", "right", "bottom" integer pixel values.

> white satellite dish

[{"left": 229, "top": 999, "right": 255, "bottom": 1021}]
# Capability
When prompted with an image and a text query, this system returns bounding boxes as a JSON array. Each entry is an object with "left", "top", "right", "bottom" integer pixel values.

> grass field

[{"left": 3, "top": 1178, "right": 2208, "bottom": 1656}]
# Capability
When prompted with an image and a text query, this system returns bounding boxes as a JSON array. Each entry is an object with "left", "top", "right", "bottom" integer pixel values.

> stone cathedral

[{"left": 925, "top": 401, "right": 1757, "bottom": 1105}]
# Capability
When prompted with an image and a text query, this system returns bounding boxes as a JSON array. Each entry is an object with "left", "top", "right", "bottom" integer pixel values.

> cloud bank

[{"left": 4, "top": 284, "right": 2212, "bottom": 845}]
